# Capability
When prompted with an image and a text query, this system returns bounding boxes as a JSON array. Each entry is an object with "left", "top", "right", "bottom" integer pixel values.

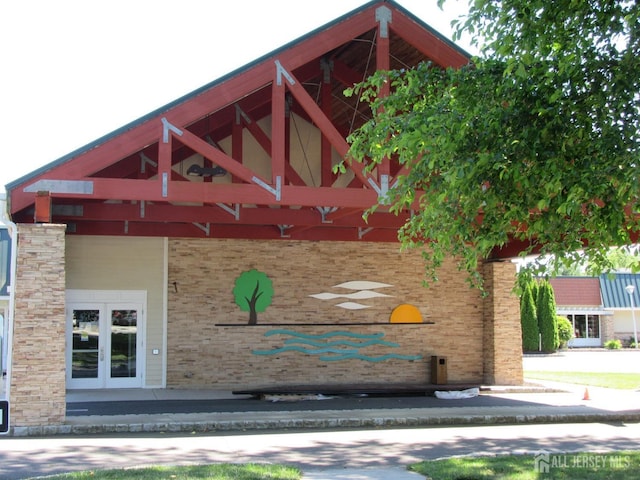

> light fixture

[
  {"left": 186, "top": 164, "right": 227, "bottom": 177},
  {"left": 625, "top": 284, "right": 638, "bottom": 349}
]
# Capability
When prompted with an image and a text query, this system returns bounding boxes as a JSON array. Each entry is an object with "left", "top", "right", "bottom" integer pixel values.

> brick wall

[
  {"left": 167, "top": 238, "right": 489, "bottom": 389},
  {"left": 482, "top": 261, "right": 523, "bottom": 385},
  {"left": 10, "top": 224, "right": 66, "bottom": 426}
]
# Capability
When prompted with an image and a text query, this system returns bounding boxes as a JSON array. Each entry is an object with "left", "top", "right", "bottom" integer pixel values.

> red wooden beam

[
  {"left": 375, "top": 5, "right": 391, "bottom": 180},
  {"left": 55, "top": 201, "right": 408, "bottom": 229},
  {"left": 238, "top": 107, "right": 307, "bottom": 186},
  {"left": 34, "top": 191, "right": 52, "bottom": 223},
  {"left": 321, "top": 60, "right": 334, "bottom": 187},
  {"left": 389, "top": 9, "right": 469, "bottom": 68},
  {"left": 69, "top": 221, "right": 401, "bottom": 242},
  {"left": 164, "top": 118, "right": 270, "bottom": 187},
  {"left": 272, "top": 68, "right": 286, "bottom": 185},
  {"left": 40, "top": 177, "right": 380, "bottom": 208},
  {"left": 277, "top": 61, "right": 374, "bottom": 188}
]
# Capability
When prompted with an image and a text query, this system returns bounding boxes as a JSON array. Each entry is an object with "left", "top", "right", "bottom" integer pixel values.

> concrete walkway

[
  {"left": 4, "top": 381, "right": 640, "bottom": 479},
  {"left": 11, "top": 379, "right": 639, "bottom": 439},
  {"left": 6, "top": 350, "right": 640, "bottom": 479}
]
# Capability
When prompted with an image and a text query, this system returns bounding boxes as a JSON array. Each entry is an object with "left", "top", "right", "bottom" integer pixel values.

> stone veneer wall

[
  {"left": 167, "top": 238, "right": 493, "bottom": 389},
  {"left": 10, "top": 224, "right": 66, "bottom": 426},
  {"left": 482, "top": 261, "right": 523, "bottom": 385},
  {"left": 601, "top": 315, "right": 615, "bottom": 344}
]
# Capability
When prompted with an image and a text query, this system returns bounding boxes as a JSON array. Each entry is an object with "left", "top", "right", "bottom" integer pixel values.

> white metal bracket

[
  {"left": 139, "top": 152, "right": 157, "bottom": 174},
  {"left": 278, "top": 224, "right": 293, "bottom": 238},
  {"left": 161, "top": 117, "right": 183, "bottom": 143},
  {"left": 358, "top": 227, "right": 374, "bottom": 240},
  {"left": 216, "top": 203, "right": 240, "bottom": 221},
  {"left": 275, "top": 60, "right": 295, "bottom": 86},
  {"left": 375, "top": 5, "right": 392, "bottom": 38},
  {"left": 252, "top": 175, "right": 282, "bottom": 201},
  {"left": 162, "top": 172, "right": 168, "bottom": 198},
  {"left": 24, "top": 179, "right": 94, "bottom": 194},
  {"left": 193, "top": 222, "right": 211, "bottom": 236},
  {"left": 316, "top": 206, "right": 338, "bottom": 223}
]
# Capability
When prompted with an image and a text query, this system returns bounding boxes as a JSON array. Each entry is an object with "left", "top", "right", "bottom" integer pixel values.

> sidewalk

[
  {"left": 12, "top": 380, "right": 640, "bottom": 437},
  {"left": 5, "top": 381, "right": 640, "bottom": 480}
]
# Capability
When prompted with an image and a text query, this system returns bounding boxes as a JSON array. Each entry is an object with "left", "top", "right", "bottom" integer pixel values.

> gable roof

[
  {"left": 549, "top": 277, "right": 602, "bottom": 307},
  {"left": 7, "top": 1, "right": 470, "bottom": 243},
  {"left": 549, "top": 273, "right": 640, "bottom": 310}
]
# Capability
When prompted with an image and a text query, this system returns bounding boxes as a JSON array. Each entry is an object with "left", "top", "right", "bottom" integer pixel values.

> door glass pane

[
  {"left": 111, "top": 309, "right": 137, "bottom": 378},
  {"left": 588, "top": 315, "right": 600, "bottom": 338},
  {"left": 574, "top": 314, "right": 587, "bottom": 338},
  {"left": 72, "top": 309, "right": 100, "bottom": 379}
]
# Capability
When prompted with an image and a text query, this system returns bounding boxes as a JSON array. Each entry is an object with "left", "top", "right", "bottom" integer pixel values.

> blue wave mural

[{"left": 253, "top": 329, "right": 421, "bottom": 362}]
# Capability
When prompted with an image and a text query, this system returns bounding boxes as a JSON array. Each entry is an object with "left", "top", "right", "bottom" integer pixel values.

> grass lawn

[
  {"left": 31, "top": 453, "right": 640, "bottom": 479},
  {"left": 410, "top": 451, "right": 640, "bottom": 479},
  {"left": 524, "top": 371, "right": 640, "bottom": 390},
  {"left": 34, "top": 463, "right": 302, "bottom": 479}
]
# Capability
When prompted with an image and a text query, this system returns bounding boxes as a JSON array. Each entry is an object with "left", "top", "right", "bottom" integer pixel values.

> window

[{"left": 568, "top": 314, "right": 601, "bottom": 339}]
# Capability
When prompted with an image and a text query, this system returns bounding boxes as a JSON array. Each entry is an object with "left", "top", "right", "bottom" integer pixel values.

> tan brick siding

[
  {"left": 482, "top": 261, "right": 523, "bottom": 385},
  {"left": 167, "top": 238, "right": 488, "bottom": 389},
  {"left": 10, "top": 224, "right": 66, "bottom": 426}
]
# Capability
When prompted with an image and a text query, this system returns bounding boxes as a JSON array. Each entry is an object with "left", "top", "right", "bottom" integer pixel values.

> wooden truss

[{"left": 8, "top": 1, "right": 470, "bottom": 244}]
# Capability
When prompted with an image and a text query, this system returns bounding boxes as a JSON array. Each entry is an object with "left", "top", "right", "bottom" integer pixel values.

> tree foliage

[
  {"left": 520, "top": 281, "right": 539, "bottom": 352},
  {"left": 541, "top": 244, "right": 638, "bottom": 276},
  {"left": 536, "top": 280, "right": 558, "bottom": 352},
  {"left": 344, "top": 0, "right": 640, "bottom": 287}
]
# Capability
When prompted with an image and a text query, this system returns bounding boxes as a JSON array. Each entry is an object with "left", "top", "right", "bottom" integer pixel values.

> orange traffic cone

[{"left": 583, "top": 388, "right": 590, "bottom": 400}]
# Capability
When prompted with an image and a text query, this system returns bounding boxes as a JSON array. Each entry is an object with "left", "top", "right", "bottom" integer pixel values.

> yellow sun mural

[{"left": 389, "top": 304, "right": 423, "bottom": 323}]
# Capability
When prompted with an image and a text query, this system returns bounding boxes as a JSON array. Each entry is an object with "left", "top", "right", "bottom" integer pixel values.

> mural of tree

[{"left": 232, "top": 269, "right": 274, "bottom": 325}]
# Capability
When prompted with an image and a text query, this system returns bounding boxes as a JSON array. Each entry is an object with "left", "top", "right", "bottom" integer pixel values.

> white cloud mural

[{"left": 310, "top": 280, "right": 394, "bottom": 310}]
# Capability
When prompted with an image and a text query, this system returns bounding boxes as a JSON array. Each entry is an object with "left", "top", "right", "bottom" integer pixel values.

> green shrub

[
  {"left": 520, "top": 282, "right": 539, "bottom": 351},
  {"left": 537, "top": 280, "right": 558, "bottom": 352},
  {"left": 605, "top": 339, "right": 622, "bottom": 349},
  {"left": 628, "top": 337, "right": 638, "bottom": 348},
  {"left": 557, "top": 316, "right": 573, "bottom": 348}
]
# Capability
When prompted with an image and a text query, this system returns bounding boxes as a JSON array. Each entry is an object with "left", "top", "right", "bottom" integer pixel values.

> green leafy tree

[
  {"left": 232, "top": 269, "right": 274, "bottom": 325},
  {"left": 536, "top": 280, "right": 558, "bottom": 352},
  {"left": 538, "top": 244, "right": 638, "bottom": 277},
  {"left": 344, "top": 0, "right": 640, "bottom": 288},
  {"left": 606, "top": 245, "right": 640, "bottom": 271},
  {"left": 520, "top": 281, "right": 539, "bottom": 352},
  {"left": 530, "top": 281, "right": 539, "bottom": 308}
]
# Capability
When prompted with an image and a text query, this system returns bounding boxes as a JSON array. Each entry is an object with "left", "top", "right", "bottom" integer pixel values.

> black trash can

[{"left": 430, "top": 355, "right": 447, "bottom": 385}]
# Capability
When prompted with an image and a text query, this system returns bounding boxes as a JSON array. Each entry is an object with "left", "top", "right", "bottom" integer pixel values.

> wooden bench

[{"left": 233, "top": 383, "right": 481, "bottom": 398}]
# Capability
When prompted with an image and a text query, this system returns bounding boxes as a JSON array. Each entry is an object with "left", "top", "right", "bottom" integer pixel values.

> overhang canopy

[{"left": 7, "top": 1, "right": 470, "bottom": 244}]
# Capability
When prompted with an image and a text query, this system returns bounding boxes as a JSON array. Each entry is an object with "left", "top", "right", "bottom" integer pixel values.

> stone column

[
  {"left": 482, "top": 260, "right": 523, "bottom": 385},
  {"left": 10, "top": 224, "right": 66, "bottom": 427}
]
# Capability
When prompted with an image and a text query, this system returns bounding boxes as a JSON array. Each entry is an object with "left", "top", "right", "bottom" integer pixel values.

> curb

[{"left": 11, "top": 411, "right": 640, "bottom": 437}]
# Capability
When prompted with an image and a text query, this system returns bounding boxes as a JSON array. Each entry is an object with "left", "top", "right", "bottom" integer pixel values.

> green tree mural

[{"left": 233, "top": 269, "right": 274, "bottom": 325}]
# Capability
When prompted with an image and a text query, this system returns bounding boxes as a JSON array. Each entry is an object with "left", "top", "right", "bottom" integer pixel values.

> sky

[{"left": 0, "top": 0, "right": 473, "bottom": 190}]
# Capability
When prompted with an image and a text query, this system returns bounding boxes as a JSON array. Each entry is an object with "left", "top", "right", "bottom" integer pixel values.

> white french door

[{"left": 67, "top": 292, "right": 145, "bottom": 389}]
